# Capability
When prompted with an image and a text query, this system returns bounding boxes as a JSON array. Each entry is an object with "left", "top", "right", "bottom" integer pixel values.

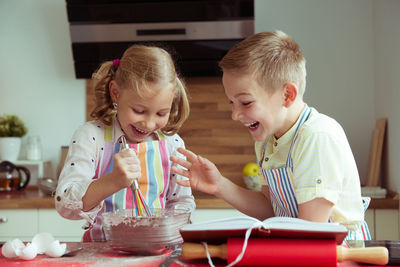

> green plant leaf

[{"left": 0, "top": 115, "right": 28, "bottom": 137}]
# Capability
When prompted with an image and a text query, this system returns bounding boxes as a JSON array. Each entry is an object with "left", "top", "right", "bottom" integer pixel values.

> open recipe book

[{"left": 180, "top": 216, "right": 348, "bottom": 244}]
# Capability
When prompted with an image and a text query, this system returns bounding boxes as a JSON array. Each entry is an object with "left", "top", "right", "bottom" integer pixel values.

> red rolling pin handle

[{"left": 227, "top": 238, "right": 336, "bottom": 267}]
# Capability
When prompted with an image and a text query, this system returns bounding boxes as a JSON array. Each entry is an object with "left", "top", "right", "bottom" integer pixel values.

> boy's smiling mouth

[{"left": 244, "top": 121, "right": 259, "bottom": 131}]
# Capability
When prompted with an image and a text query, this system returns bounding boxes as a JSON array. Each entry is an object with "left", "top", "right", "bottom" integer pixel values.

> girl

[{"left": 55, "top": 45, "right": 195, "bottom": 242}]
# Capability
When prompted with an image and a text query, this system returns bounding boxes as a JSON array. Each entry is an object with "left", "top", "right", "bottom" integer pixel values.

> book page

[
  {"left": 263, "top": 217, "right": 346, "bottom": 232},
  {"left": 181, "top": 217, "right": 261, "bottom": 231},
  {"left": 181, "top": 216, "right": 347, "bottom": 233}
]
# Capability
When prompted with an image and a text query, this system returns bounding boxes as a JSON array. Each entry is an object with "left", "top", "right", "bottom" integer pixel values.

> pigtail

[
  {"left": 89, "top": 45, "right": 190, "bottom": 134},
  {"left": 161, "top": 76, "right": 190, "bottom": 136},
  {"left": 90, "top": 61, "right": 117, "bottom": 125}
]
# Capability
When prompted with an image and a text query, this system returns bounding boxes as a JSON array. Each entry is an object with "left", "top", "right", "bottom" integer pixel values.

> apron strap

[
  {"left": 286, "top": 105, "right": 311, "bottom": 168},
  {"left": 259, "top": 105, "right": 311, "bottom": 168},
  {"left": 105, "top": 125, "right": 113, "bottom": 142}
]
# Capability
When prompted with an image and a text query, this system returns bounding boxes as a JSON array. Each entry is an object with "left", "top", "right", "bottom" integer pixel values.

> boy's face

[
  {"left": 111, "top": 81, "right": 175, "bottom": 143},
  {"left": 222, "top": 71, "right": 287, "bottom": 142}
]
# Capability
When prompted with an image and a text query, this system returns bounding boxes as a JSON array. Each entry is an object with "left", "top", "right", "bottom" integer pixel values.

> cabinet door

[
  {"left": 375, "top": 209, "right": 399, "bottom": 240},
  {"left": 38, "top": 209, "right": 85, "bottom": 242},
  {"left": 0, "top": 209, "right": 38, "bottom": 241}
]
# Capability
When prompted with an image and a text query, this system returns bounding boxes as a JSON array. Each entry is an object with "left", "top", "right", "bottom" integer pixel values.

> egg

[
  {"left": 1, "top": 233, "right": 66, "bottom": 260},
  {"left": 31, "top": 232, "right": 55, "bottom": 254},
  {"left": 17, "top": 243, "right": 38, "bottom": 260},
  {"left": 45, "top": 240, "right": 67, "bottom": 257},
  {"left": 1, "top": 239, "right": 25, "bottom": 258}
]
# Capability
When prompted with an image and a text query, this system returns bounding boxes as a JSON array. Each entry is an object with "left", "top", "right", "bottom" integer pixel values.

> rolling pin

[{"left": 182, "top": 238, "right": 389, "bottom": 266}]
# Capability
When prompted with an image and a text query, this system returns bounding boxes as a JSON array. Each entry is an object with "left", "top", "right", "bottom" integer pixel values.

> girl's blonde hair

[
  {"left": 90, "top": 45, "right": 190, "bottom": 136},
  {"left": 219, "top": 31, "right": 307, "bottom": 96}
]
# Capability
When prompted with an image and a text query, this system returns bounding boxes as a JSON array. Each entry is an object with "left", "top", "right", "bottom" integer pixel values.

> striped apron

[
  {"left": 259, "top": 106, "right": 371, "bottom": 240},
  {"left": 83, "top": 125, "right": 170, "bottom": 242}
]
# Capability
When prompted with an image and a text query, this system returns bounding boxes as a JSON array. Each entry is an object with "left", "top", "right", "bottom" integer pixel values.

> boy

[{"left": 171, "top": 31, "right": 369, "bottom": 240}]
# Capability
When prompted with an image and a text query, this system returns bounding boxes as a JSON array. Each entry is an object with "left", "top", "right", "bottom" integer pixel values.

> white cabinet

[
  {"left": 359, "top": 209, "right": 399, "bottom": 240},
  {"left": 0, "top": 209, "right": 84, "bottom": 242},
  {"left": 2, "top": 208, "right": 398, "bottom": 242},
  {"left": 38, "top": 210, "right": 85, "bottom": 242},
  {"left": 0, "top": 209, "right": 38, "bottom": 241},
  {"left": 374, "top": 209, "right": 399, "bottom": 240}
]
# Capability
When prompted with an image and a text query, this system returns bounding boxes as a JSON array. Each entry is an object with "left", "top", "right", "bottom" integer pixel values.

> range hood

[{"left": 66, "top": 0, "right": 254, "bottom": 79}]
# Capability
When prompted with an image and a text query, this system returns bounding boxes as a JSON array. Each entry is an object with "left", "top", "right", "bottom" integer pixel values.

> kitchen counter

[
  {"left": 0, "top": 242, "right": 184, "bottom": 267},
  {"left": 0, "top": 186, "right": 397, "bottom": 210},
  {"left": 0, "top": 242, "right": 395, "bottom": 267},
  {"left": 0, "top": 187, "right": 233, "bottom": 209}
]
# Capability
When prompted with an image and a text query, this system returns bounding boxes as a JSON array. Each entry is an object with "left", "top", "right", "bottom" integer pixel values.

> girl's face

[
  {"left": 222, "top": 71, "right": 288, "bottom": 141},
  {"left": 111, "top": 81, "right": 175, "bottom": 143}
]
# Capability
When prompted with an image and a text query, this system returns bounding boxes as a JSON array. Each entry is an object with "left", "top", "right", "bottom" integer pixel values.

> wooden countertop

[
  {"left": 0, "top": 187, "right": 233, "bottom": 209},
  {"left": 0, "top": 187, "right": 397, "bottom": 210}
]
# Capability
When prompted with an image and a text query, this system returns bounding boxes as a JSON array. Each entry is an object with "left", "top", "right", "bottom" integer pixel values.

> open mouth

[
  {"left": 244, "top": 121, "right": 259, "bottom": 131},
  {"left": 131, "top": 125, "right": 150, "bottom": 137}
]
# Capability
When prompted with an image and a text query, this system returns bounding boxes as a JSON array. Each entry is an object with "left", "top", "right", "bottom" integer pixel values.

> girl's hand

[
  {"left": 170, "top": 148, "right": 223, "bottom": 196},
  {"left": 111, "top": 149, "right": 141, "bottom": 190}
]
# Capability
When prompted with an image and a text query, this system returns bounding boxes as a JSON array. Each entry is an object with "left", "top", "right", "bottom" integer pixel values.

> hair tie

[{"left": 112, "top": 59, "right": 120, "bottom": 68}]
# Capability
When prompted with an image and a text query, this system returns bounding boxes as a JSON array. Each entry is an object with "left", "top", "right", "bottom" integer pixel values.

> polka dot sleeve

[
  {"left": 54, "top": 122, "right": 103, "bottom": 224},
  {"left": 165, "top": 134, "right": 196, "bottom": 212}
]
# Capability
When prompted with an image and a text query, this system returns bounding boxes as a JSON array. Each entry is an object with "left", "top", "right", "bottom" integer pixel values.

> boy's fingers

[
  {"left": 171, "top": 166, "right": 191, "bottom": 178},
  {"left": 170, "top": 156, "right": 192, "bottom": 169},
  {"left": 176, "top": 179, "right": 190, "bottom": 187},
  {"left": 176, "top": 147, "right": 198, "bottom": 162}
]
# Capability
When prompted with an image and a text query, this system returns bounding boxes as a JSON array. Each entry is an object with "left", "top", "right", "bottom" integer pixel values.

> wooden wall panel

[
  {"left": 86, "top": 77, "right": 256, "bottom": 190},
  {"left": 181, "top": 77, "right": 256, "bottom": 188}
]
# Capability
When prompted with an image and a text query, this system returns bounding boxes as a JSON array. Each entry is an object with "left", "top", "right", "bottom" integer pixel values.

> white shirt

[{"left": 255, "top": 107, "right": 364, "bottom": 230}]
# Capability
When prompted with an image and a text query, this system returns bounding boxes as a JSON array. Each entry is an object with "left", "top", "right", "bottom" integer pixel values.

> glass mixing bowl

[{"left": 101, "top": 208, "right": 191, "bottom": 255}]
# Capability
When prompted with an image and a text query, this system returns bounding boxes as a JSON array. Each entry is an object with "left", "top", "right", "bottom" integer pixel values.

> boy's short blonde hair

[{"left": 219, "top": 31, "right": 306, "bottom": 96}]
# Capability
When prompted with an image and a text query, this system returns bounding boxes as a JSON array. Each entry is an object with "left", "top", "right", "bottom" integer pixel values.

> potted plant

[{"left": 0, "top": 115, "right": 28, "bottom": 161}]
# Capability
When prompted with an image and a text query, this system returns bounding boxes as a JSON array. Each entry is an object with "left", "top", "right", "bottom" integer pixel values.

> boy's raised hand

[{"left": 170, "top": 147, "right": 223, "bottom": 196}]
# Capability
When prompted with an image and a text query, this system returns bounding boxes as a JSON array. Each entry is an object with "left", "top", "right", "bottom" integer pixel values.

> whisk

[{"left": 120, "top": 136, "right": 152, "bottom": 217}]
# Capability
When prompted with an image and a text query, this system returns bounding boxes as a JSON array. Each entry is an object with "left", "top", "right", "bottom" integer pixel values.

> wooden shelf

[{"left": 369, "top": 198, "right": 398, "bottom": 209}]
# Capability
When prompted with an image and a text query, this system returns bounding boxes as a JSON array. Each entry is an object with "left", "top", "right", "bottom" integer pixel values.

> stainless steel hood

[{"left": 66, "top": 0, "right": 254, "bottom": 79}]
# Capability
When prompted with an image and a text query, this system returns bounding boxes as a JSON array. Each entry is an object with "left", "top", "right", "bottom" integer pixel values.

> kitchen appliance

[
  {"left": 0, "top": 161, "right": 30, "bottom": 191},
  {"left": 66, "top": 0, "right": 254, "bottom": 78}
]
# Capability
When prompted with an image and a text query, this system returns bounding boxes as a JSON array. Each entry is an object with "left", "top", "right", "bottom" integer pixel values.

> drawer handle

[{"left": 0, "top": 218, "right": 8, "bottom": 223}]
